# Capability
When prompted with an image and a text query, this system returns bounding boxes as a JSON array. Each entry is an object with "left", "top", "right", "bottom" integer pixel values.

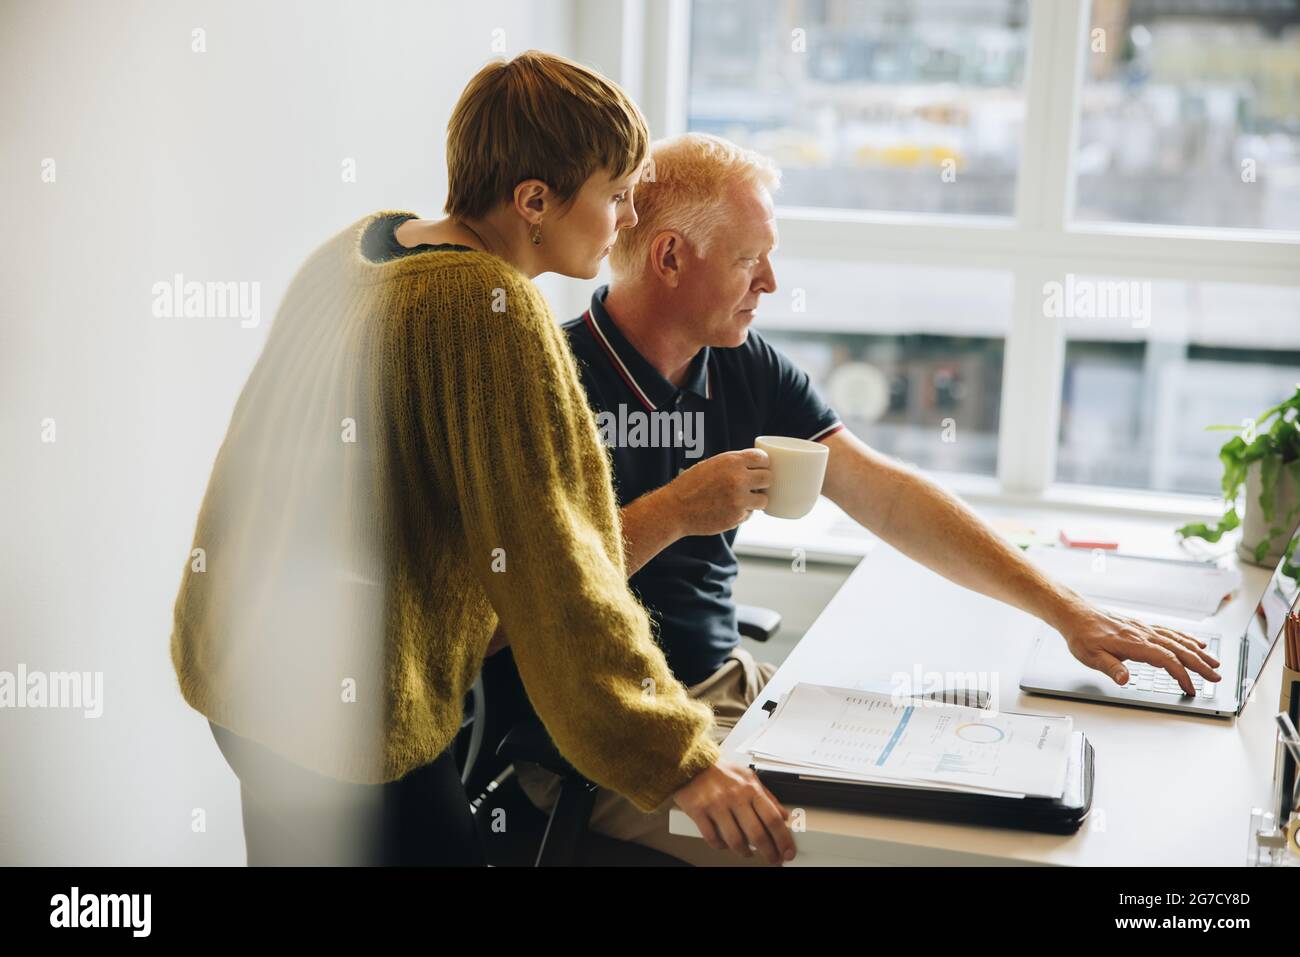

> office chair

[
  {"left": 482, "top": 603, "right": 783, "bottom": 866},
  {"left": 454, "top": 646, "right": 684, "bottom": 865},
  {"left": 456, "top": 676, "right": 487, "bottom": 787}
]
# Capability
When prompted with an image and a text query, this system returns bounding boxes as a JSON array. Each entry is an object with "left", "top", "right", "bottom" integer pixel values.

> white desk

[{"left": 671, "top": 508, "right": 1281, "bottom": 866}]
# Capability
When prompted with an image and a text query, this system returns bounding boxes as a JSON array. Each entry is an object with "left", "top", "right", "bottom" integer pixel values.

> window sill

[{"left": 929, "top": 469, "right": 1225, "bottom": 522}]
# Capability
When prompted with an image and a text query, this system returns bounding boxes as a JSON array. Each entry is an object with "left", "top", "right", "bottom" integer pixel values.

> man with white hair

[{"left": 515, "top": 132, "right": 1219, "bottom": 866}]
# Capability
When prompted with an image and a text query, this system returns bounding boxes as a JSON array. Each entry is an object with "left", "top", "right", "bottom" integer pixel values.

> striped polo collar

[{"left": 581, "top": 284, "right": 711, "bottom": 412}]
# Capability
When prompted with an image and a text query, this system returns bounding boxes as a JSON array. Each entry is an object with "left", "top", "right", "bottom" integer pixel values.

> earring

[{"left": 529, "top": 222, "right": 543, "bottom": 246}]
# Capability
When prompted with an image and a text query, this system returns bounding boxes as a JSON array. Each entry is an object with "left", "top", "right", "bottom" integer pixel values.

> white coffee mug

[{"left": 755, "top": 435, "right": 829, "bottom": 520}]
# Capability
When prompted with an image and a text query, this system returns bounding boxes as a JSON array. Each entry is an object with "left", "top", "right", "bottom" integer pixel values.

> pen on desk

[
  {"left": 1286, "top": 612, "right": 1298, "bottom": 670},
  {"left": 1291, "top": 611, "right": 1300, "bottom": 669}
]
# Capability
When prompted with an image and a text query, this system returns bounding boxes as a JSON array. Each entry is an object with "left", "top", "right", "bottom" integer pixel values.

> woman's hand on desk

[
  {"left": 673, "top": 762, "right": 797, "bottom": 865},
  {"left": 1059, "top": 606, "right": 1222, "bottom": 695}
]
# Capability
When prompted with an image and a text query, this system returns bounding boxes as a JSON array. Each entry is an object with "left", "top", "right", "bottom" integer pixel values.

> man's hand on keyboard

[{"left": 1059, "top": 606, "right": 1222, "bottom": 695}]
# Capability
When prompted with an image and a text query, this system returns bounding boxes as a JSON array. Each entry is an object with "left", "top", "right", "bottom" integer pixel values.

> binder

[{"left": 753, "top": 717, "right": 1094, "bottom": 836}]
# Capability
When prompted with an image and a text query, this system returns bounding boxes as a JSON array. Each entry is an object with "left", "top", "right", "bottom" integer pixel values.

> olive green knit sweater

[{"left": 170, "top": 210, "right": 719, "bottom": 813}]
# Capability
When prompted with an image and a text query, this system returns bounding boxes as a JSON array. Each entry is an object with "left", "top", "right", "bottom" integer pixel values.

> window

[
  {"left": 688, "top": 0, "right": 1031, "bottom": 216},
  {"left": 628, "top": 0, "right": 1300, "bottom": 506},
  {"left": 1056, "top": 279, "right": 1300, "bottom": 493},
  {"left": 755, "top": 260, "right": 1009, "bottom": 475},
  {"left": 1075, "top": 0, "right": 1300, "bottom": 231}
]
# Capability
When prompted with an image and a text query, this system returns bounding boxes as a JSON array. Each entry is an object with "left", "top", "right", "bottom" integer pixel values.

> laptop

[{"left": 1020, "top": 521, "right": 1300, "bottom": 717}]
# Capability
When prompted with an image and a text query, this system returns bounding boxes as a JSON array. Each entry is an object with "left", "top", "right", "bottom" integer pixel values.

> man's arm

[
  {"left": 620, "top": 450, "right": 772, "bottom": 576},
  {"left": 819, "top": 428, "right": 1222, "bottom": 694},
  {"left": 620, "top": 485, "right": 686, "bottom": 576}
]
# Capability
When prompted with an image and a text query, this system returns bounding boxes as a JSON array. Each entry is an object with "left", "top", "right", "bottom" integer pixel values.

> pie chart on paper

[{"left": 954, "top": 722, "right": 1005, "bottom": 744}]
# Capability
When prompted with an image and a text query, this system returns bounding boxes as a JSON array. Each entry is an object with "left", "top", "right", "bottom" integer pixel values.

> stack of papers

[
  {"left": 1025, "top": 546, "right": 1241, "bottom": 619},
  {"left": 743, "top": 684, "right": 1073, "bottom": 800}
]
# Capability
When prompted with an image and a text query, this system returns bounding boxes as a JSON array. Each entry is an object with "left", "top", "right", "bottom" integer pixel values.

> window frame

[{"left": 577, "top": 0, "right": 1300, "bottom": 519}]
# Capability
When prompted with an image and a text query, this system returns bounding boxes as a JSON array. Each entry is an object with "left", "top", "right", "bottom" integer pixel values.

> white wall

[{"left": 0, "top": 0, "right": 592, "bottom": 865}]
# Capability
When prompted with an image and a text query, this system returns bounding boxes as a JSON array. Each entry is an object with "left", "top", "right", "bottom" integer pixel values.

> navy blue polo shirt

[{"left": 563, "top": 285, "right": 844, "bottom": 688}]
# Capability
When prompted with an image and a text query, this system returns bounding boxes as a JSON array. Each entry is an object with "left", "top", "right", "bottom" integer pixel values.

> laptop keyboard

[{"left": 1124, "top": 635, "right": 1221, "bottom": 698}]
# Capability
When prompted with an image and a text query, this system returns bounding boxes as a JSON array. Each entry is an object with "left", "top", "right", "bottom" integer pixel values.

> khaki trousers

[{"left": 515, "top": 645, "right": 779, "bottom": 867}]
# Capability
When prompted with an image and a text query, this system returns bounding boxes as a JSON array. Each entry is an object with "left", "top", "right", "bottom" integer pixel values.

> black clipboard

[{"left": 752, "top": 706, "right": 1094, "bottom": 835}]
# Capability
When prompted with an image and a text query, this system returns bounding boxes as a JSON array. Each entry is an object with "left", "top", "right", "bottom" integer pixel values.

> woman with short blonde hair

[{"left": 172, "top": 51, "right": 795, "bottom": 866}]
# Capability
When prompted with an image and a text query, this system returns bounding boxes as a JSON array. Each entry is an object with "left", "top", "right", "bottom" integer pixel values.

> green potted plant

[{"left": 1177, "top": 386, "right": 1300, "bottom": 568}]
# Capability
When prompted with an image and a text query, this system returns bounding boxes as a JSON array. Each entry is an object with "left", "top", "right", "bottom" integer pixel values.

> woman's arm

[{"left": 417, "top": 265, "right": 720, "bottom": 813}]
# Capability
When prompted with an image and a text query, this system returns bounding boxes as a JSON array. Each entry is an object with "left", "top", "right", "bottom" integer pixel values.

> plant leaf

[
  {"left": 1260, "top": 453, "right": 1281, "bottom": 523},
  {"left": 1218, "top": 435, "right": 1249, "bottom": 500},
  {"left": 1177, "top": 506, "right": 1240, "bottom": 543},
  {"left": 1282, "top": 533, "right": 1300, "bottom": 584}
]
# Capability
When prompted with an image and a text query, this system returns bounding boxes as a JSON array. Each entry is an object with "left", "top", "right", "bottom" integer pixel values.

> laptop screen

[{"left": 1241, "top": 521, "right": 1300, "bottom": 702}]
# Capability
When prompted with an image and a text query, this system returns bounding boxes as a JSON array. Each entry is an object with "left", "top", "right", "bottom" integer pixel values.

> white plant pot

[{"left": 1238, "top": 458, "right": 1300, "bottom": 567}]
